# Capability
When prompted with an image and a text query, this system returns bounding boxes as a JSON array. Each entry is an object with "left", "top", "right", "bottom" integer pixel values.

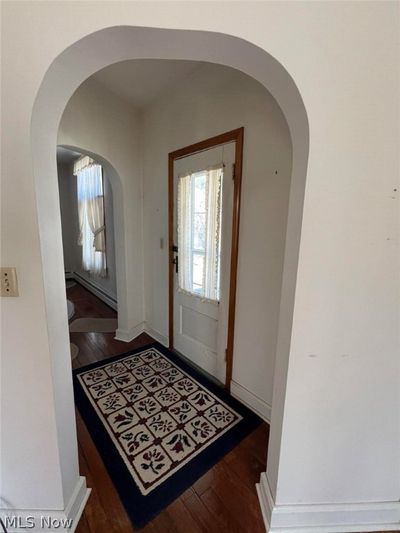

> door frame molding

[{"left": 168, "top": 127, "right": 244, "bottom": 389}]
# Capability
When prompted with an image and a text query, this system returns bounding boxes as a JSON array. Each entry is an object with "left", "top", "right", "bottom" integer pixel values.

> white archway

[
  {"left": 31, "top": 25, "right": 309, "bottom": 517},
  {"left": 57, "top": 143, "right": 127, "bottom": 329}
]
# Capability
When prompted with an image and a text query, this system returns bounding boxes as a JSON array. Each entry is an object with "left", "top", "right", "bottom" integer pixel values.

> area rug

[
  {"left": 70, "top": 343, "right": 79, "bottom": 360},
  {"left": 69, "top": 317, "right": 118, "bottom": 333},
  {"left": 67, "top": 300, "right": 75, "bottom": 320},
  {"left": 73, "top": 342, "right": 262, "bottom": 527}
]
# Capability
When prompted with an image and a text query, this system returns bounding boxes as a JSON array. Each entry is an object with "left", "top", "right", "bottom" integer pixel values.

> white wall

[
  {"left": 141, "top": 63, "right": 292, "bottom": 418},
  {"left": 58, "top": 78, "right": 144, "bottom": 333},
  {"left": 57, "top": 160, "right": 118, "bottom": 301},
  {"left": 57, "top": 162, "right": 77, "bottom": 274},
  {"left": 1, "top": 3, "right": 399, "bottom": 532}
]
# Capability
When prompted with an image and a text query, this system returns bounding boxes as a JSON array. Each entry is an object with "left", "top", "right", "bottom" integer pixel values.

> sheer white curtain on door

[
  {"left": 177, "top": 165, "right": 223, "bottom": 301},
  {"left": 177, "top": 173, "right": 192, "bottom": 294}
]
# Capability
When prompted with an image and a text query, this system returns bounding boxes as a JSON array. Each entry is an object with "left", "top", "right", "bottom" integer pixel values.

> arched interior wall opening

[
  {"left": 57, "top": 144, "right": 125, "bottom": 320},
  {"left": 58, "top": 58, "right": 294, "bottom": 420},
  {"left": 30, "top": 25, "right": 309, "bottom": 506},
  {"left": 57, "top": 71, "right": 145, "bottom": 342}
]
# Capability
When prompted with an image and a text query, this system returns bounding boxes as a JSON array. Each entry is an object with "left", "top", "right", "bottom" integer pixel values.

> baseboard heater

[{"left": 69, "top": 272, "right": 118, "bottom": 311}]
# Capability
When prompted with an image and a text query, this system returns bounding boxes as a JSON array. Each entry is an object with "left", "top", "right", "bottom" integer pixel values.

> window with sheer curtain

[
  {"left": 74, "top": 156, "right": 107, "bottom": 277},
  {"left": 177, "top": 165, "right": 223, "bottom": 302}
]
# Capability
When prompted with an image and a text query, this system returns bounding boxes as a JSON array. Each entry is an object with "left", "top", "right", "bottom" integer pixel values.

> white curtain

[
  {"left": 178, "top": 165, "right": 223, "bottom": 301},
  {"left": 87, "top": 195, "right": 106, "bottom": 252},
  {"left": 75, "top": 157, "right": 107, "bottom": 277},
  {"left": 204, "top": 166, "right": 222, "bottom": 300},
  {"left": 178, "top": 173, "right": 192, "bottom": 295},
  {"left": 73, "top": 155, "right": 94, "bottom": 175}
]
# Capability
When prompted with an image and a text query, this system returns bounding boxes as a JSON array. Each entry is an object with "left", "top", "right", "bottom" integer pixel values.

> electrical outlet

[{"left": 0, "top": 267, "right": 19, "bottom": 297}]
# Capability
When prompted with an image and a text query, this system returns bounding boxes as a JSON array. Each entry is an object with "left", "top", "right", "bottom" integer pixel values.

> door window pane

[
  {"left": 193, "top": 213, "right": 206, "bottom": 250},
  {"left": 194, "top": 172, "right": 206, "bottom": 212},
  {"left": 192, "top": 253, "right": 205, "bottom": 290},
  {"left": 177, "top": 166, "right": 223, "bottom": 301}
]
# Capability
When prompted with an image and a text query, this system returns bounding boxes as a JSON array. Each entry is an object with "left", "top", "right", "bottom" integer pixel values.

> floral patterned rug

[{"left": 73, "top": 342, "right": 261, "bottom": 527}]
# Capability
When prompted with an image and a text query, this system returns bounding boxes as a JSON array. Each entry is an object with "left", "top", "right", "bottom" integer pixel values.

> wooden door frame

[{"left": 168, "top": 127, "right": 244, "bottom": 389}]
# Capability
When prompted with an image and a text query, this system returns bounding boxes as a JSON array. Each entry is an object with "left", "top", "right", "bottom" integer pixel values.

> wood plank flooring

[
  {"left": 69, "top": 283, "right": 268, "bottom": 533},
  {"left": 68, "top": 283, "right": 394, "bottom": 533}
]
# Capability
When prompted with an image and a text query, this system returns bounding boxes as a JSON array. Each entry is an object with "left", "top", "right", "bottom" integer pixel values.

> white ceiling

[{"left": 91, "top": 59, "right": 206, "bottom": 109}]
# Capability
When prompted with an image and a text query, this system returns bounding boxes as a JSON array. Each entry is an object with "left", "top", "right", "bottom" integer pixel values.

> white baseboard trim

[
  {"left": 230, "top": 380, "right": 271, "bottom": 422},
  {"left": 72, "top": 273, "right": 117, "bottom": 311},
  {"left": 0, "top": 476, "right": 91, "bottom": 532},
  {"left": 143, "top": 324, "right": 169, "bottom": 347},
  {"left": 65, "top": 477, "right": 91, "bottom": 533},
  {"left": 256, "top": 472, "right": 400, "bottom": 533},
  {"left": 115, "top": 321, "right": 145, "bottom": 342}
]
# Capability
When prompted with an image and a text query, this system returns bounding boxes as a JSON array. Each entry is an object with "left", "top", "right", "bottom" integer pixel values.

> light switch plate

[{"left": 0, "top": 267, "right": 19, "bottom": 297}]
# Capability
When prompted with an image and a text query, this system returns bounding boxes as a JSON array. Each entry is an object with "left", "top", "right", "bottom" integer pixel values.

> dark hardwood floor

[
  {"left": 68, "top": 283, "right": 397, "bottom": 533},
  {"left": 69, "top": 283, "right": 269, "bottom": 533}
]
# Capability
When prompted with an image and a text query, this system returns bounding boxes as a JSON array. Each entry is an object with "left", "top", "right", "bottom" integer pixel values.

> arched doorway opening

[
  {"left": 30, "top": 25, "right": 309, "bottom": 525},
  {"left": 56, "top": 144, "right": 127, "bottom": 336}
]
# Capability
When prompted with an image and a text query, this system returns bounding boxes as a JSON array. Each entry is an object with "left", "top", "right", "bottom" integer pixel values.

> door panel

[
  {"left": 173, "top": 143, "right": 235, "bottom": 381},
  {"left": 181, "top": 305, "right": 218, "bottom": 350}
]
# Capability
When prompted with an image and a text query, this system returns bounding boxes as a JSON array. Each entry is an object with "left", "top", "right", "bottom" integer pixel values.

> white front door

[{"left": 173, "top": 143, "right": 235, "bottom": 382}]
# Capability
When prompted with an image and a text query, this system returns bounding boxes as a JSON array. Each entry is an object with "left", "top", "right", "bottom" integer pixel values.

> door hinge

[{"left": 232, "top": 163, "right": 236, "bottom": 181}]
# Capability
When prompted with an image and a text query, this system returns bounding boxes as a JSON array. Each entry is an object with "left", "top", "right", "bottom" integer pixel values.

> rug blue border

[{"left": 73, "top": 342, "right": 262, "bottom": 528}]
